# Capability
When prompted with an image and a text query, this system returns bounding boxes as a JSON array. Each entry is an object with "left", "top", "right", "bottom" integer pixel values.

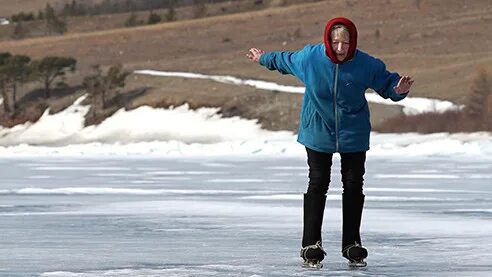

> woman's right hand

[{"left": 246, "top": 48, "right": 265, "bottom": 63}]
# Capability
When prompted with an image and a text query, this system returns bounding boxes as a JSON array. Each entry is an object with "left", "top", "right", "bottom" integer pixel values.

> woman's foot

[
  {"left": 342, "top": 242, "right": 368, "bottom": 267},
  {"left": 300, "top": 241, "right": 326, "bottom": 268}
]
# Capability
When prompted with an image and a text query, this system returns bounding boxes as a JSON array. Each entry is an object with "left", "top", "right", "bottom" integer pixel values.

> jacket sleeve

[
  {"left": 259, "top": 45, "right": 310, "bottom": 83},
  {"left": 370, "top": 58, "right": 408, "bottom": 101}
]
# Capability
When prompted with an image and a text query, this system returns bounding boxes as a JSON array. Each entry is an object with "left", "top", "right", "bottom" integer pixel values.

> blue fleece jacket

[{"left": 259, "top": 43, "right": 407, "bottom": 153}]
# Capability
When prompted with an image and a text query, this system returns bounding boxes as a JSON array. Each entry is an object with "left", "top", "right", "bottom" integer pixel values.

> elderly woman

[{"left": 247, "top": 17, "right": 413, "bottom": 268}]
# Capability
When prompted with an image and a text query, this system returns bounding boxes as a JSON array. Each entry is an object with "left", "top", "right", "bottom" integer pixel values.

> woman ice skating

[{"left": 246, "top": 17, "right": 413, "bottom": 268}]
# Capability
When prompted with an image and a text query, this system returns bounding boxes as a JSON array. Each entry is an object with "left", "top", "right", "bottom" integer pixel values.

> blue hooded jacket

[{"left": 259, "top": 43, "right": 408, "bottom": 153}]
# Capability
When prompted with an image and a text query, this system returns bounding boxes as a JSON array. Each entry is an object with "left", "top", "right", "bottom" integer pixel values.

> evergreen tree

[
  {"left": 45, "top": 3, "right": 56, "bottom": 20},
  {"left": 83, "top": 64, "right": 129, "bottom": 109},
  {"left": 193, "top": 0, "right": 207, "bottom": 18},
  {"left": 37, "top": 10, "right": 45, "bottom": 20},
  {"left": 166, "top": 0, "right": 177, "bottom": 22},
  {"left": 45, "top": 3, "right": 68, "bottom": 34},
  {"left": 0, "top": 53, "right": 13, "bottom": 113},
  {"left": 61, "top": 2, "right": 71, "bottom": 16},
  {"left": 11, "top": 12, "right": 35, "bottom": 22},
  {"left": 33, "top": 56, "right": 77, "bottom": 98},
  {"left": 147, "top": 10, "right": 162, "bottom": 24},
  {"left": 466, "top": 67, "right": 490, "bottom": 118},
  {"left": 125, "top": 12, "right": 139, "bottom": 27},
  {"left": 0, "top": 55, "right": 32, "bottom": 114},
  {"left": 70, "top": 0, "right": 78, "bottom": 15},
  {"left": 12, "top": 22, "right": 28, "bottom": 39}
]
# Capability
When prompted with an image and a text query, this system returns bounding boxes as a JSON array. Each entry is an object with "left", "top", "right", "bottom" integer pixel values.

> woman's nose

[{"left": 337, "top": 42, "right": 343, "bottom": 51}]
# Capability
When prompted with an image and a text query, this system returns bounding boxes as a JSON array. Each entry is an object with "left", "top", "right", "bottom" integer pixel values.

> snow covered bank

[
  {"left": 0, "top": 95, "right": 290, "bottom": 146},
  {"left": 0, "top": 95, "right": 489, "bottom": 158}
]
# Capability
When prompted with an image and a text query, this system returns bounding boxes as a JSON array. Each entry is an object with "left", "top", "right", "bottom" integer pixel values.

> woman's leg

[
  {"left": 306, "top": 147, "right": 333, "bottom": 195},
  {"left": 301, "top": 147, "right": 333, "bottom": 263},
  {"left": 340, "top": 151, "right": 367, "bottom": 260}
]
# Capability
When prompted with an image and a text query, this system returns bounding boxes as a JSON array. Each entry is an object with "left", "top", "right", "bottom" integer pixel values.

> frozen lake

[{"left": 1, "top": 155, "right": 491, "bottom": 276}]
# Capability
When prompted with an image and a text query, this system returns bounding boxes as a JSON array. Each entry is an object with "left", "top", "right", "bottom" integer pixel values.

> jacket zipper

[{"left": 333, "top": 64, "right": 340, "bottom": 152}]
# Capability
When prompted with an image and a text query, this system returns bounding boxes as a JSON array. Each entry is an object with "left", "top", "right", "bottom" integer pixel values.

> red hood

[{"left": 324, "top": 17, "right": 358, "bottom": 64}]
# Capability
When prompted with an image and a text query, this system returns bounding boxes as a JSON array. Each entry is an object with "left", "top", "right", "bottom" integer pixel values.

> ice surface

[
  {"left": 1, "top": 156, "right": 491, "bottom": 276},
  {"left": 0, "top": 71, "right": 490, "bottom": 276}
]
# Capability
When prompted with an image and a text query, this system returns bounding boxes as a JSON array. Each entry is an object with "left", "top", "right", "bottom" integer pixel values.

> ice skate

[
  {"left": 342, "top": 193, "right": 367, "bottom": 267},
  {"left": 300, "top": 193, "right": 327, "bottom": 269},
  {"left": 342, "top": 242, "right": 368, "bottom": 267},
  {"left": 300, "top": 241, "right": 326, "bottom": 269}
]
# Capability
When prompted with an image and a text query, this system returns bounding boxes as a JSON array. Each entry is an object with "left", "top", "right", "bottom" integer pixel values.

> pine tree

[
  {"left": 166, "top": 0, "right": 177, "bottom": 22},
  {"left": 465, "top": 67, "right": 491, "bottom": 130},
  {"left": 125, "top": 12, "right": 139, "bottom": 27},
  {"left": 466, "top": 67, "right": 489, "bottom": 117},
  {"left": 0, "top": 55, "right": 32, "bottom": 114},
  {"left": 0, "top": 53, "right": 13, "bottom": 113},
  {"left": 193, "top": 0, "right": 207, "bottom": 19},
  {"left": 45, "top": 3, "right": 67, "bottom": 34},
  {"left": 33, "top": 56, "right": 77, "bottom": 98},
  {"left": 147, "top": 10, "right": 162, "bottom": 24},
  {"left": 83, "top": 64, "right": 129, "bottom": 109},
  {"left": 12, "top": 22, "right": 28, "bottom": 39}
]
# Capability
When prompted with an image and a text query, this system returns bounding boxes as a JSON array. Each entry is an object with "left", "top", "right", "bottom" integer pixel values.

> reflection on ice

[
  {"left": 373, "top": 174, "right": 460, "bottom": 179},
  {"left": 41, "top": 264, "right": 263, "bottom": 277},
  {"left": 242, "top": 195, "right": 462, "bottom": 202}
]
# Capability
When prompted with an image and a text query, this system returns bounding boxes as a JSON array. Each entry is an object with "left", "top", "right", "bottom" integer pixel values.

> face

[{"left": 331, "top": 33, "right": 350, "bottom": 61}]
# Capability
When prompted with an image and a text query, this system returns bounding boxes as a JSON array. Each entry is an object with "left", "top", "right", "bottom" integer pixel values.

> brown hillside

[{"left": 0, "top": 0, "right": 491, "bottom": 131}]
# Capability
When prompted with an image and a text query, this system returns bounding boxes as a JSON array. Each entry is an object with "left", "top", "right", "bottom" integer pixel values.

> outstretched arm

[
  {"left": 371, "top": 58, "right": 414, "bottom": 101},
  {"left": 246, "top": 45, "right": 310, "bottom": 82}
]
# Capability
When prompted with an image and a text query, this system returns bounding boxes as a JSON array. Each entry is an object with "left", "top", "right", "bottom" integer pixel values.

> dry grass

[
  {"left": 0, "top": 0, "right": 321, "bottom": 41},
  {"left": 0, "top": 0, "right": 491, "bottom": 132},
  {"left": 1, "top": 0, "right": 490, "bottom": 101},
  {"left": 375, "top": 110, "right": 491, "bottom": 133}
]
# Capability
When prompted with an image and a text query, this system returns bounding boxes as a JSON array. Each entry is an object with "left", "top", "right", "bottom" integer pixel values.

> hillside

[{"left": 0, "top": 0, "right": 491, "bottom": 132}]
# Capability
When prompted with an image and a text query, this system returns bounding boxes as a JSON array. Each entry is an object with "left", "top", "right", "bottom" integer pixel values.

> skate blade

[
  {"left": 348, "top": 260, "right": 367, "bottom": 267},
  {"left": 302, "top": 261, "right": 323, "bottom": 269}
]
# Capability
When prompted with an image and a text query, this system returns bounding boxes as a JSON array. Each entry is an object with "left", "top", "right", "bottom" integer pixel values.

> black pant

[
  {"left": 306, "top": 147, "right": 366, "bottom": 196},
  {"left": 304, "top": 147, "right": 367, "bottom": 250}
]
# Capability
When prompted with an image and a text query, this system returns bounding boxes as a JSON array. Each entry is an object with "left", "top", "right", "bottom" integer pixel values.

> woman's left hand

[
  {"left": 394, "top": 76, "right": 414, "bottom": 94},
  {"left": 246, "top": 48, "right": 265, "bottom": 63}
]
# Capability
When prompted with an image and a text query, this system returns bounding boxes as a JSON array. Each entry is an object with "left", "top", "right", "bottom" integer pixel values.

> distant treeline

[
  {"left": 9, "top": 0, "right": 220, "bottom": 38},
  {"left": 10, "top": 0, "right": 237, "bottom": 20}
]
